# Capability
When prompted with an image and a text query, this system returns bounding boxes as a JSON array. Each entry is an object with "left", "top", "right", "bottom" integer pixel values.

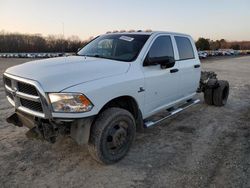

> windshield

[{"left": 77, "top": 34, "right": 150, "bottom": 62}]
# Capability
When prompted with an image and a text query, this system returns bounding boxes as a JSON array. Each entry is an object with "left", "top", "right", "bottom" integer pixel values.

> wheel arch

[{"left": 98, "top": 95, "right": 144, "bottom": 131}]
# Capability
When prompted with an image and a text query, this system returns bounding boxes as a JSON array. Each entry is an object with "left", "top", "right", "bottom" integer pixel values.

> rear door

[{"left": 174, "top": 36, "right": 201, "bottom": 98}]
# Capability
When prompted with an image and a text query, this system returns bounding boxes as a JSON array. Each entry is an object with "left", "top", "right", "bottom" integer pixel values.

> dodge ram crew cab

[{"left": 3, "top": 31, "right": 229, "bottom": 164}]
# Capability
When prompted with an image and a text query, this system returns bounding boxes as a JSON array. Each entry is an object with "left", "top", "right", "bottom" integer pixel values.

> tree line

[
  {"left": 0, "top": 31, "right": 250, "bottom": 53},
  {"left": 0, "top": 32, "right": 90, "bottom": 53},
  {"left": 196, "top": 38, "right": 250, "bottom": 51}
]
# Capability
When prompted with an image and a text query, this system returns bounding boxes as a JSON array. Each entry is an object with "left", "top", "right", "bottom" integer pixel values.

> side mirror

[
  {"left": 159, "top": 56, "right": 175, "bottom": 69},
  {"left": 143, "top": 55, "right": 157, "bottom": 66},
  {"left": 144, "top": 55, "right": 175, "bottom": 69}
]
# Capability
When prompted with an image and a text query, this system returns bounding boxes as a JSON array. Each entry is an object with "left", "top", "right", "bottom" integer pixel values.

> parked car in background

[
  {"left": 198, "top": 51, "right": 208, "bottom": 59},
  {"left": 218, "top": 49, "right": 232, "bottom": 56}
]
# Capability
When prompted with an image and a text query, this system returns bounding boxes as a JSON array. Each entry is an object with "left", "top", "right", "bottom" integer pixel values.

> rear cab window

[{"left": 175, "top": 36, "right": 195, "bottom": 60}]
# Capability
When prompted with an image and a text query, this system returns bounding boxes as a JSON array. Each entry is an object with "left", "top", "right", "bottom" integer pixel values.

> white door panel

[
  {"left": 173, "top": 36, "right": 201, "bottom": 98},
  {"left": 143, "top": 63, "right": 181, "bottom": 114},
  {"left": 178, "top": 59, "right": 201, "bottom": 97},
  {"left": 142, "top": 35, "right": 181, "bottom": 116}
]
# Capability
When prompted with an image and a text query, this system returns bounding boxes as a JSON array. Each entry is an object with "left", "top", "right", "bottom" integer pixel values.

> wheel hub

[{"left": 113, "top": 128, "right": 127, "bottom": 147}]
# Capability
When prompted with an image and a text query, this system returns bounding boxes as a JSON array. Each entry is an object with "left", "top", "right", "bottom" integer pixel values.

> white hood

[{"left": 5, "top": 56, "right": 130, "bottom": 92}]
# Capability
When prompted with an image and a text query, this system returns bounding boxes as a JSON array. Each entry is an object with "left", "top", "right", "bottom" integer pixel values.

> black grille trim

[
  {"left": 18, "top": 82, "right": 38, "bottom": 96},
  {"left": 20, "top": 98, "right": 43, "bottom": 112}
]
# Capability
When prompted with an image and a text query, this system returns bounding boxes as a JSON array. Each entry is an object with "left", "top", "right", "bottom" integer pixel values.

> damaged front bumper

[
  {"left": 6, "top": 110, "right": 95, "bottom": 144},
  {"left": 3, "top": 73, "right": 95, "bottom": 145}
]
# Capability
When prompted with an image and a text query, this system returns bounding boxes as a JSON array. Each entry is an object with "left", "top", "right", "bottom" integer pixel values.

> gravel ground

[{"left": 0, "top": 57, "right": 249, "bottom": 188}]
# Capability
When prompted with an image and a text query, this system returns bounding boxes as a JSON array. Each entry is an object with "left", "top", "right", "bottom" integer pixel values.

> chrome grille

[
  {"left": 3, "top": 74, "right": 45, "bottom": 118},
  {"left": 6, "top": 91, "right": 14, "bottom": 100}
]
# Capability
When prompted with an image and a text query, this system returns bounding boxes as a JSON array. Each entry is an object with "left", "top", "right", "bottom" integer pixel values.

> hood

[{"left": 5, "top": 56, "right": 130, "bottom": 92}]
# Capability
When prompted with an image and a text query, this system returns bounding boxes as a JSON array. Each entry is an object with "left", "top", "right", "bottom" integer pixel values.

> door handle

[
  {"left": 194, "top": 64, "right": 200, "bottom": 68},
  {"left": 170, "top": 68, "right": 179, "bottom": 73}
]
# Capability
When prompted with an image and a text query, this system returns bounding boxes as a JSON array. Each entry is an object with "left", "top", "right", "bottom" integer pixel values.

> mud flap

[{"left": 70, "top": 117, "right": 94, "bottom": 145}]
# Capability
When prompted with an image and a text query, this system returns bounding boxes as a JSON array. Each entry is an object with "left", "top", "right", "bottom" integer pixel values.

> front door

[{"left": 142, "top": 35, "right": 181, "bottom": 117}]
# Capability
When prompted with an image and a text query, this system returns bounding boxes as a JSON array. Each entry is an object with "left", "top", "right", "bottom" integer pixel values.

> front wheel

[{"left": 88, "top": 108, "right": 136, "bottom": 164}]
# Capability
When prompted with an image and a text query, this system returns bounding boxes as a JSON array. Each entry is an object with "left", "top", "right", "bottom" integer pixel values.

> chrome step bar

[{"left": 144, "top": 99, "right": 200, "bottom": 128}]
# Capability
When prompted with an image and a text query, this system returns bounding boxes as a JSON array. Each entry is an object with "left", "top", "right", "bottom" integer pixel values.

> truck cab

[
  {"left": 3, "top": 31, "right": 229, "bottom": 164},
  {"left": 139, "top": 33, "right": 200, "bottom": 117}
]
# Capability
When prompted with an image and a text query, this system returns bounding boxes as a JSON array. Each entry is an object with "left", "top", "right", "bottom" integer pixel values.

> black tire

[
  {"left": 213, "top": 80, "right": 229, "bottom": 106},
  {"left": 204, "top": 88, "right": 214, "bottom": 105},
  {"left": 88, "top": 108, "right": 136, "bottom": 164}
]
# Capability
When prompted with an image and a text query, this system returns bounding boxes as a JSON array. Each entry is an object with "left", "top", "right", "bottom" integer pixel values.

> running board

[{"left": 144, "top": 99, "right": 200, "bottom": 128}]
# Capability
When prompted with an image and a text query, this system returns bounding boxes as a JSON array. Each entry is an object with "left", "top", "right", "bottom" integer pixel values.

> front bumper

[
  {"left": 7, "top": 111, "right": 95, "bottom": 144},
  {"left": 7, "top": 111, "right": 35, "bottom": 129},
  {"left": 6, "top": 111, "right": 66, "bottom": 143},
  {"left": 4, "top": 72, "right": 96, "bottom": 144}
]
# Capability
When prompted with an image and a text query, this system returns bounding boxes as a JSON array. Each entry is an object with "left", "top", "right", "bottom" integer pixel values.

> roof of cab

[{"left": 104, "top": 30, "right": 190, "bottom": 37}]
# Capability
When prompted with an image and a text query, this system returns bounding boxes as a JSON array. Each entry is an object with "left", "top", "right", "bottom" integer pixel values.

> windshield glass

[{"left": 77, "top": 34, "right": 150, "bottom": 62}]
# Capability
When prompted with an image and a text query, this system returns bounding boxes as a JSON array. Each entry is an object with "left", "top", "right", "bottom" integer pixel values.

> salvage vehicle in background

[
  {"left": 3, "top": 31, "right": 229, "bottom": 164},
  {"left": 198, "top": 51, "right": 208, "bottom": 59}
]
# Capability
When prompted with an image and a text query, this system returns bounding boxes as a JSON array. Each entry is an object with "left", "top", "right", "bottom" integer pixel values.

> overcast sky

[{"left": 0, "top": 0, "right": 249, "bottom": 41}]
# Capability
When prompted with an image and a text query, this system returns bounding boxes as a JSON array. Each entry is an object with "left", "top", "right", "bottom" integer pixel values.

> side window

[
  {"left": 148, "top": 36, "right": 174, "bottom": 59},
  {"left": 175, "top": 36, "right": 195, "bottom": 60}
]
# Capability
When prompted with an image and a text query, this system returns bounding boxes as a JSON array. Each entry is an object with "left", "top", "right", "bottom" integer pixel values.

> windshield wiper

[
  {"left": 82, "top": 54, "right": 100, "bottom": 58},
  {"left": 81, "top": 54, "right": 117, "bottom": 61},
  {"left": 73, "top": 53, "right": 82, "bottom": 56},
  {"left": 82, "top": 54, "right": 107, "bottom": 59},
  {"left": 92, "top": 54, "right": 102, "bottom": 58}
]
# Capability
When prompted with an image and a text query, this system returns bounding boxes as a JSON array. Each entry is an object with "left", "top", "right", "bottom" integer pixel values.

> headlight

[{"left": 48, "top": 93, "right": 93, "bottom": 113}]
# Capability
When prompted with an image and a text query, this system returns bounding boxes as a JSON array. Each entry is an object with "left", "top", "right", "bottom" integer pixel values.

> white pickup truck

[{"left": 3, "top": 31, "right": 229, "bottom": 164}]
